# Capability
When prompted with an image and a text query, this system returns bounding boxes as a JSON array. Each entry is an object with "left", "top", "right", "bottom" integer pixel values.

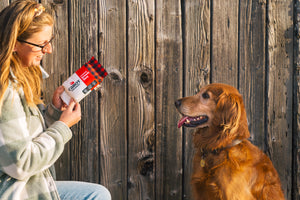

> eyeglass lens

[{"left": 42, "top": 38, "right": 54, "bottom": 53}]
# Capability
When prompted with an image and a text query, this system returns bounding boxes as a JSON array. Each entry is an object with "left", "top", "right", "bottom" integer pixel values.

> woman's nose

[{"left": 42, "top": 43, "right": 52, "bottom": 54}]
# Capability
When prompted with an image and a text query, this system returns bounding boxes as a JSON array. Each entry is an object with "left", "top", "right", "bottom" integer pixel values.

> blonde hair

[{"left": 0, "top": 0, "right": 54, "bottom": 111}]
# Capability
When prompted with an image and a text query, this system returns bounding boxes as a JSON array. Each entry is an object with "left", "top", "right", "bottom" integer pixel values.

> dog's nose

[{"left": 175, "top": 99, "right": 181, "bottom": 108}]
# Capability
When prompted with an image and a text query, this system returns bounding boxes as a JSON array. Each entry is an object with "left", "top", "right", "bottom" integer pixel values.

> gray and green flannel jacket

[{"left": 0, "top": 81, "right": 72, "bottom": 200}]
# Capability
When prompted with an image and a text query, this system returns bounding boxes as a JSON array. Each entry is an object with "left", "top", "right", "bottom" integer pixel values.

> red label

[{"left": 75, "top": 66, "right": 96, "bottom": 85}]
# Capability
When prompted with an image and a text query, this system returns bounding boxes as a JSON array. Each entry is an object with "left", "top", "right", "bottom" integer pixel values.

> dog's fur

[{"left": 175, "top": 83, "right": 284, "bottom": 200}]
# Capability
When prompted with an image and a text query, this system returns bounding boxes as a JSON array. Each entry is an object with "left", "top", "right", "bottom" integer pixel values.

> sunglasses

[{"left": 17, "top": 36, "right": 55, "bottom": 53}]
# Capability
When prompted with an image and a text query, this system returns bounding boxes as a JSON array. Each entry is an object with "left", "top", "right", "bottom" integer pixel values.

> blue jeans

[{"left": 55, "top": 181, "right": 111, "bottom": 200}]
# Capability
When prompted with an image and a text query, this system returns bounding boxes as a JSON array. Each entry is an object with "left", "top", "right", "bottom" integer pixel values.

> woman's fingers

[{"left": 59, "top": 99, "right": 81, "bottom": 127}]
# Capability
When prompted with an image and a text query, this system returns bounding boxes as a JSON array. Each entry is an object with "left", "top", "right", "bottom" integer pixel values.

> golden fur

[{"left": 175, "top": 83, "right": 284, "bottom": 200}]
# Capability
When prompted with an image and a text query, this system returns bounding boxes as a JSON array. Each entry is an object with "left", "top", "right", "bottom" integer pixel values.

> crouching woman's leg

[{"left": 55, "top": 181, "right": 111, "bottom": 200}]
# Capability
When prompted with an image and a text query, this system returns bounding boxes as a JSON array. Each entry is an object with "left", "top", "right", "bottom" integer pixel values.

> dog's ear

[{"left": 215, "top": 92, "right": 243, "bottom": 135}]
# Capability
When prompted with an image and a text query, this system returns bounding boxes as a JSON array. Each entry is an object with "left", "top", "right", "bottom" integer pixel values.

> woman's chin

[{"left": 33, "top": 60, "right": 42, "bottom": 66}]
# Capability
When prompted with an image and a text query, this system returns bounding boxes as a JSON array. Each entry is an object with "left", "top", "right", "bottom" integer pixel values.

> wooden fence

[{"left": 1, "top": 0, "right": 300, "bottom": 199}]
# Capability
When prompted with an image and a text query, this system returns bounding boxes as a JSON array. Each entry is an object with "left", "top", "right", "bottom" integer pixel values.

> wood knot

[
  {"left": 137, "top": 151, "right": 153, "bottom": 176},
  {"left": 138, "top": 67, "right": 153, "bottom": 88},
  {"left": 106, "top": 68, "right": 124, "bottom": 83}
]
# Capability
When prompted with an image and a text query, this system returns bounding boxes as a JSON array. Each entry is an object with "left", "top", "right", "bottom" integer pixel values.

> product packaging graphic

[{"left": 60, "top": 57, "right": 108, "bottom": 105}]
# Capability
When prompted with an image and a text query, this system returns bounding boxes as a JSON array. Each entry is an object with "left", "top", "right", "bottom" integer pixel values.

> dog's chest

[{"left": 192, "top": 151, "right": 226, "bottom": 182}]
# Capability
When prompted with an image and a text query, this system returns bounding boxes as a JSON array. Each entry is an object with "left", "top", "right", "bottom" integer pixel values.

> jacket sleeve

[
  {"left": 42, "top": 103, "right": 63, "bottom": 128},
  {"left": 0, "top": 86, "right": 72, "bottom": 181}
]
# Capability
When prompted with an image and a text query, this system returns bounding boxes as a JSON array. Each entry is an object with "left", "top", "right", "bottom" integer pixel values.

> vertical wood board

[
  {"left": 267, "top": 0, "right": 294, "bottom": 198},
  {"left": 67, "top": 0, "right": 100, "bottom": 183},
  {"left": 211, "top": 0, "right": 239, "bottom": 86},
  {"left": 239, "top": 0, "right": 267, "bottom": 149},
  {"left": 293, "top": 1, "right": 300, "bottom": 199},
  {"left": 156, "top": 0, "right": 183, "bottom": 199},
  {"left": 127, "top": 0, "right": 156, "bottom": 199},
  {"left": 98, "top": 0, "right": 127, "bottom": 199}
]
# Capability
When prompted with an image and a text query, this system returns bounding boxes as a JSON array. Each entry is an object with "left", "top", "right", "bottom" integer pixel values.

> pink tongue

[{"left": 178, "top": 116, "right": 189, "bottom": 128}]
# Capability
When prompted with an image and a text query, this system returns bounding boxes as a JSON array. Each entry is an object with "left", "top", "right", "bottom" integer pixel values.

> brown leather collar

[{"left": 200, "top": 139, "right": 243, "bottom": 159}]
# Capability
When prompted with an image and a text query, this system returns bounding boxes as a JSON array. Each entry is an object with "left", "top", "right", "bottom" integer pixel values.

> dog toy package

[{"left": 60, "top": 56, "right": 108, "bottom": 105}]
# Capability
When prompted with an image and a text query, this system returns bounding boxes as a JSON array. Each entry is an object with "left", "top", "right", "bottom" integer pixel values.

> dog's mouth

[{"left": 177, "top": 115, "right": 208, "bottom": 128}]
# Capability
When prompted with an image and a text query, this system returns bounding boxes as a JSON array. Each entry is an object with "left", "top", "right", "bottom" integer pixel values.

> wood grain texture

[
  {"left": 156, "top": 0, "right": 183, "bottom": 199},
  {"left": 267, "top": 0, "right": 294, "bottom": 198},
  {"left": 98, "top": 0, "right": 127, "bottom": 199},
  {"left": 211, "top": 0, "right": 239, "bottom": 86},
  {"left": 293, "top": 1, "right": 300, "bottom": 199},
  {"left": 183, "top": 0, "right": 210, "bottom": 199},
  {"left": 239, "top": 0, "right": 266, "bottom": 149},
  {"left": 67, "top": 0, "right": 100, "bottom": 183},
  {"left": 127, "top": 0, "right": 155, "bottom": 199}
]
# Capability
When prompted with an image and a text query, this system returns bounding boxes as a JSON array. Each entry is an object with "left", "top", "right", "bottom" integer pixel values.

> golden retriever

[{"left": 175, "top": 83, "right": 284, "bottom": 200}]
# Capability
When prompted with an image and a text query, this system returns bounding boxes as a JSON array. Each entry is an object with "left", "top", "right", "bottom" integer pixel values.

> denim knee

[
  {"left": 55, "top": 181, "right": 111, "bottom": 200},
  {"left": 88, "top": 184, "right": 111, "bottom": 200}
]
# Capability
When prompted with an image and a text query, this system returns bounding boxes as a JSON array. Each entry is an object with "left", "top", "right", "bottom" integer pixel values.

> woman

[{"left": 0, "top": 1, "right": 111, "bottom": 199}]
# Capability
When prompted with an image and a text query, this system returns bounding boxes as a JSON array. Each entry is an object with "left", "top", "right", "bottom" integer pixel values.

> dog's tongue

[{"left": 178, "top": 116, "right": 189, "bottom": 128}]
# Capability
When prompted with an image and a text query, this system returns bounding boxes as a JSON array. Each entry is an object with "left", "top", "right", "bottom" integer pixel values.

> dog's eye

[{"left": 202, "top": 92, "right": 209, "bottom": 99}]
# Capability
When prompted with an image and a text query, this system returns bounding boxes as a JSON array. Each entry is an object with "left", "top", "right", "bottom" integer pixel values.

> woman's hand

[
  {"left": 59, "top": 99, "right": 81, "bottom": 127},
  {"left": 52, "top": 86, "right": 66, "bottom": 111}
]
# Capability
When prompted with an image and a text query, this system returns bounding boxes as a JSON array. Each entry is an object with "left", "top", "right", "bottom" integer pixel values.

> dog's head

[{"left": 175, "top": 83, "right": 250, "bottom": 149}]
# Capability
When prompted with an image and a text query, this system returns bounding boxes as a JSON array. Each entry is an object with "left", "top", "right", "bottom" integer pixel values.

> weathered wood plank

[
  {"left": 183, "top": 0, "right": 210, "bottom": 199},
  {"left": 127, "top": 0, "right": 155, "bottom": 199},
  {"left": 239, "top": 0, "right": 266, "bottom": 150},
  {"left": 156, "top": 0, "right": 183, "bottom": 199},
  {"left": 267, "top": 0, "right": 294, "bottom": 199},
  {"left": 41, "top": 0, "right": 71, "bottom": 181},
  {"left": 293, "top": 1, "right": 300, "bottom": 199},
  {"left": 67, "top": 0, "right": 100, "bottom": 183},
  {"left": 98, "top": 0, "right": 127, "bottom": 199},
  {"left": 211, "top": 0, "right": 239, "bottom": 86}
]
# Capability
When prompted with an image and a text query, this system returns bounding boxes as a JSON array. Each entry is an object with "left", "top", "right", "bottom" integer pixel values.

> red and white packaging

[{"left": 60, "top": 57, "right": 107, "bottom": 105}]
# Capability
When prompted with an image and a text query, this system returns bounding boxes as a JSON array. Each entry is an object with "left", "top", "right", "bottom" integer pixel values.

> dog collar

[{"left": 200, "top": 139, "right": 243, "bottom": 167}]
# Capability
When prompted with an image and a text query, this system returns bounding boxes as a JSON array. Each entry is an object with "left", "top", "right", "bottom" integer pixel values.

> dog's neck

[
  {"left": 193, "top": 123, "right": 250, "bottom": 151},
  {"left": 200, "top": 139, "right": 243, "bottom": 157}
]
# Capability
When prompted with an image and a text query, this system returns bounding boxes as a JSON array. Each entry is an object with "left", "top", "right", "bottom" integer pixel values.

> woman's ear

[
  {"left": 13, "top": 42, "right": 19, "bottom": 52},
  {"left": 216, "top": 93, "right": 242, "bottom": 134}
]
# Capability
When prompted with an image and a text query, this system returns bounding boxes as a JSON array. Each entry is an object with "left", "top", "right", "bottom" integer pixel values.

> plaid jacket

[{"left": 0, "top": 82, "right": 72, "bottom": 200}]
